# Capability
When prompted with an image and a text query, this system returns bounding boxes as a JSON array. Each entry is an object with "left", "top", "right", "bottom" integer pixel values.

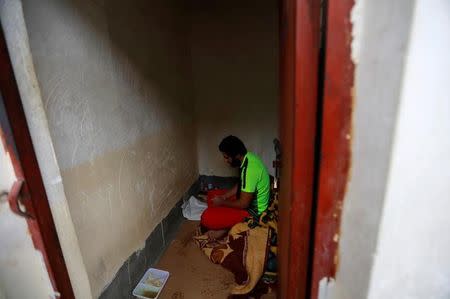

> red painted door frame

[
  {"left": 279, "top": 0, "right": 354, "bottom": 298},
  {"left": 278, "top": 0, "right": 322, "bottom": 298},
  {"left": 0, "top": 29, "right": 75, "bottom": 298},
  {"left": 311, "top": 0, "right": 354, "bottom": 298}
]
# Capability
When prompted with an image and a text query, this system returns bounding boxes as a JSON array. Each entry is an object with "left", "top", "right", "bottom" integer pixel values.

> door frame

[
  {"left": 279, "top": 0, "right": 354, "bottom": 298},
  {"left": 278, "top": 0, "right": 322, "bottom": 298},
  {"left": 0, "top": 28, "right": 75, "bottom": 299},
  {"left": 311, "top": 0, "right": 354, "bottom": 297}
]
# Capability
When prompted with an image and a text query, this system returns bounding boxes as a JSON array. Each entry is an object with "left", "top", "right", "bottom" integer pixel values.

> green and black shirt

[{"left": 240, "top": 152, "right": 270, "bottom": 216}]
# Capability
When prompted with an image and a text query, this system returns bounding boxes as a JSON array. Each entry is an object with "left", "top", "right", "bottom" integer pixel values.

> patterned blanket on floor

[{"left": 193, "top": 195, "right": 278, "bottom": 296}]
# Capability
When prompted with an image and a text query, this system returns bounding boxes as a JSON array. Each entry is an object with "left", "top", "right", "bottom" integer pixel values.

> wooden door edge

[
  {"left": 311, "top": 0, "right": 355, "bottom": 298},
  {"left": 278, "top": 0, "right": 322, "bottom": 297}
]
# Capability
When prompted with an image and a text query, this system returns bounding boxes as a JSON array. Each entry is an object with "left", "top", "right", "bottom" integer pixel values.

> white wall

[
  {"left": 19, "top": 0, "right": 198, "bottom": 297},
  {"left": 323, "top": 0, "right": 450, "bottom": 298},
  {"left": 190, "top": 0, "right": 279, "bottom": 177},
  {"left": 367, "top": 0, "right": 450, "bottom": 297}
]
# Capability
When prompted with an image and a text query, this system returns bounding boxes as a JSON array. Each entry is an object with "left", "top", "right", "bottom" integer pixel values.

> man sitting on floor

[{"left": 201, "top": 135, "right": 270, "bottom": 239}]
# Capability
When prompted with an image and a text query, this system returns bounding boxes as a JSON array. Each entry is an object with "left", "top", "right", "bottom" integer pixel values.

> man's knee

[{"left": 200, "top": 209, "right": 213, "bottom": 229}]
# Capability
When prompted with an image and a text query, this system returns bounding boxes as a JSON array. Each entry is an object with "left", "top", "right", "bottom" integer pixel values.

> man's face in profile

[{"left": 222, "top": 153, "right": 240, "bottom": 168}]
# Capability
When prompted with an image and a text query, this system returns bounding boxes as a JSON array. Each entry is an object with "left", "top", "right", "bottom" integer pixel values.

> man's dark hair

[{"left": 219, "top": 135, "right": 247, "bottom": 157}]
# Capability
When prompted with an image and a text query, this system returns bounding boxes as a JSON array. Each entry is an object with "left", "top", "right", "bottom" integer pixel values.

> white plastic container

[{"left": 132, "top": 268, "right": 170, "bottom": 299}]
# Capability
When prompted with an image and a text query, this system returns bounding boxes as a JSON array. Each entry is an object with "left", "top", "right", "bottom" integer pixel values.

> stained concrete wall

[
  {"left": 321, "top": 0, "right": 450, "bottom": 298},
  {"left": 189, "top": 0, "right": 279, "bottom": 177},
  {"left": 20, "top": 0, "right": 198, "bottom": 297}
]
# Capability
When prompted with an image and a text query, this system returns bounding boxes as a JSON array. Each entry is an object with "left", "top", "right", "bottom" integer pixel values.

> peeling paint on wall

[
  {"left": 318, "top": 277, "right": 335, "bottom": 299},
  {"left": 350, "top": 0, "right": 364, "bottom": 65}
]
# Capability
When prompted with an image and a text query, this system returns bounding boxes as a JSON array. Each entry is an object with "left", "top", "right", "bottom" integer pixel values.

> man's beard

[{"left": 230, "top": 157, "right": 241, "bottom": 168}]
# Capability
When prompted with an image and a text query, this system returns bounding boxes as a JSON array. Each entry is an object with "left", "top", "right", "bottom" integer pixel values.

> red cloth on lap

[{"left": 200, "top": 189, "right": 250, "bottom": 230}]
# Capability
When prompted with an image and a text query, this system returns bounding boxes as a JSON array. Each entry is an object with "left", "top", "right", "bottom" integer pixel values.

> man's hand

[
  {"left": 219, "top": 191, "right": 253, "bottom": 210},
  {"left": 212, "top": 195, "right": 226, "bottom": 206}
]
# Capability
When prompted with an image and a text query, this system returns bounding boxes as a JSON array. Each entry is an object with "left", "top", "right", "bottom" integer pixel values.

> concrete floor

[{"left": 155, "top": 220, "right": 276, "bottom": 299}]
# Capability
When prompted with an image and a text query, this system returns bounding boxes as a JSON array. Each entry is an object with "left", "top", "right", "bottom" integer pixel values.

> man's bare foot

[{"left": 206, "top": 229, "right": 228, "bottom": 240}]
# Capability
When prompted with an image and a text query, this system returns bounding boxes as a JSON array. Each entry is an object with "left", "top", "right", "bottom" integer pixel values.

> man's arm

[
  {"left": 212, "top": 184, "right": 238, "bottom": 201},
  {"left": 223, "top": 184, "right": 238, "bottom": 199},
  {"left": 214, "top": 191, "right": 253, "bottom": 209}
]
